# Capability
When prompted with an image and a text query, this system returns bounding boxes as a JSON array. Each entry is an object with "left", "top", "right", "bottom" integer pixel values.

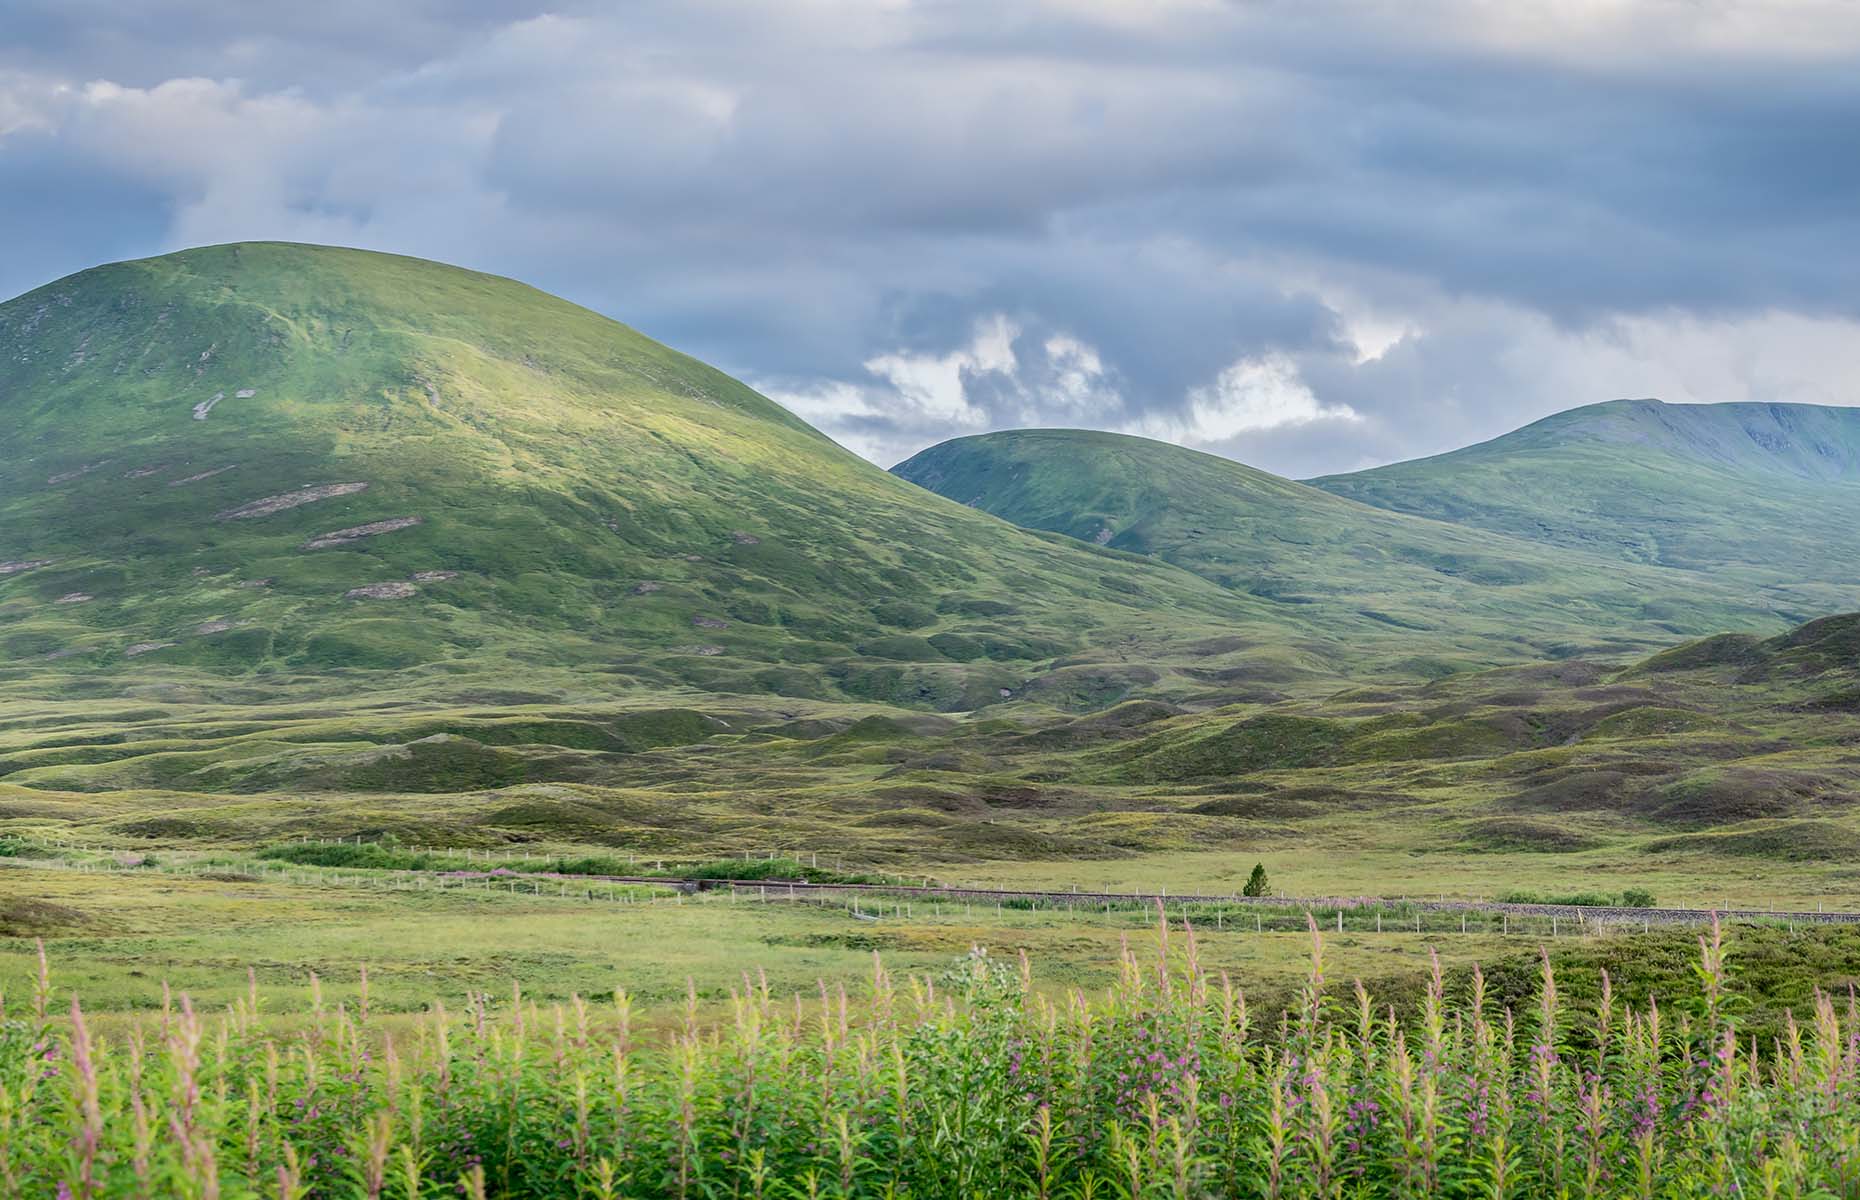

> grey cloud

[
  {"left": 0, "top": 129, "right": 174, "bottom": 292},
  {"left": 0, "top": 1, "right": 550, "bottom": 89},
  {"left": 4, "top": 0, "right": 1860, "bottom": 476}
]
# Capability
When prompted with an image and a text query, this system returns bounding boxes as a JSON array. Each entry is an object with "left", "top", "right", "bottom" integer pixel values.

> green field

[
  {"left": 7, "top": 606, "right": 1859, "bottom": 905},
  {"left": 13, "top": 890, "right": 1860, "bottom": 1196},
  {"left": 7, "top": 244, "right": 1860, "bottom": 1195}
]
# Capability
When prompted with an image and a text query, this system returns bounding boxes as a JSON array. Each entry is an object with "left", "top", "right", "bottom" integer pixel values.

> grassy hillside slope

[
  {"left": 1312, "top": 398, "right": 1860, "bottom": 591},
  {"left": 893, "top": 428, "right": 1819, "bottom": 665},
  {"left": 0, "top": 244, "right": 1311, "bottom": 713}
]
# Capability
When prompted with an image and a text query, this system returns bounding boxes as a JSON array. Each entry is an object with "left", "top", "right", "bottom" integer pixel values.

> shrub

[
  {"left": 3, "top": 915, "right": 1821, "bottom": 1196},
  {"left": 672, "top": 857, "right": 883, "bottom": 885},
  {"left": 1497, "top": 888, "right": 1618, "bottom": 907},
  {"left": 257, "top": 842, "right": 442, "bottom": 871},
  {"left": 1242, "top": 861, "right": 1271, "bottom": 896}
]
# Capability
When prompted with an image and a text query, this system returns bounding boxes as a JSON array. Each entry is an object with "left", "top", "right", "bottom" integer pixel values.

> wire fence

[{"left": 14, "top": 842, "right": 1856, "bottom": 939}]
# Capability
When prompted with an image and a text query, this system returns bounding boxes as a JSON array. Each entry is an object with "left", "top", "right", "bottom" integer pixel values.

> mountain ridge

[
  {"left": 0, "top": 242, "right": 1315, "bottom": 712},
  {"left": 892, "top": 425, "right": 1829, "bottom": 664},
  {"left": 1374, "top": 397, "right": 1860, "bottom": 481},
  {"left": 1311, "top": 397, "right": 1860, "bottom": 583}
]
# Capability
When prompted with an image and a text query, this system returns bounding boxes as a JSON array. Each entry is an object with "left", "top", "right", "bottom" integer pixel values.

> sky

[{"left": 4, "top": 0, "right": 1860, "bottom": 478}]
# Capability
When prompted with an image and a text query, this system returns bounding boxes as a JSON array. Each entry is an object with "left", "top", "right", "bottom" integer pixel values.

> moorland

[{"left": 6, "top": 243, "right": 1860, "bottom": 1194}]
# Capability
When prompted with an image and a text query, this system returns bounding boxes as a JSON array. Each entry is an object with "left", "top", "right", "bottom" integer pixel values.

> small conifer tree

[{"left": 1242, "top": 862, "right": 1271, "bottom": 897}]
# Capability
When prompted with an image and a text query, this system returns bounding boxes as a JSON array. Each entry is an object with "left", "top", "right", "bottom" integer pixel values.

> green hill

[
  {"left": 0, "top": 243, "right": 1309, "bottom": 713},
  {"left": 892, "top": 428, "right": 1816, "bottom": 665},
  {"left": 11, "top": 246, "right": 1858, "bottom": 869},
  {"left": 1312, "top": 398, "right": 1860, "bottom": 595}
]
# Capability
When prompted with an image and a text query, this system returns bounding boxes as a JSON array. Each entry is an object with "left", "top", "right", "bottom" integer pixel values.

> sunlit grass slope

[
  {"left": 1313, "top": 397, "right": 1860, "bottom": 591},
  {"left": 0, "top": 243, "right": 1308, "bottom": 712},
  {"left": 893, "top": 428, "right": 1820, "bottom": 664}
]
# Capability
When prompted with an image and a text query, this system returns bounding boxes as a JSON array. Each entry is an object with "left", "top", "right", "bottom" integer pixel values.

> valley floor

[{"left": 9, "top": 838, "right": 1860, "bottom": 1044}]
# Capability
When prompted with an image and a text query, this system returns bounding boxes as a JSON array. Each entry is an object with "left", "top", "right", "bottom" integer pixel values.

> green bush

[
  {"left": 8, "top": 917, "right": 1832, "bottom": 1196},
  {"left": 671, "top": 857, "right": 882, "bottom": 885},
  {"left": 257, "top": 842, "right": 444, "bottom": 871},
  {"left": 1497, "top": 888, "right": 1619, "bottom": 907}
]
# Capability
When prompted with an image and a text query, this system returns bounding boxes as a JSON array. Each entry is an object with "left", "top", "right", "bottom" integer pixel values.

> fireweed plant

[{"left": 4, "top": 911, "right": 1858, "bottom": 1198}]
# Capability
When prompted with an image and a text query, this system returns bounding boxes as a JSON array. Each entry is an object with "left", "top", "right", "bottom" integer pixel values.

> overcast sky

[{"left": 5, "top": 1, "right": 1860, "bottom": 477}]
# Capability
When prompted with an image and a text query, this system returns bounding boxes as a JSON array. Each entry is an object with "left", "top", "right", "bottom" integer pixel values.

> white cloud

[
  {"left": 966, "top": 314, "right": 1020, "bottom": 375},
  {"left": 0, "top": 71, "right": 62, "bottom": 138},
  {"left": 1303, "top": 284, "right": 1422, "bottom": 365},
  {"left": 1577, "top": 311, "right": 1860, "bottom": 409},
  {"left": 1342, "top": 316, "right": 1412, "bottom": 365},
  {"left": 770, "top": 329, "right": 1371, "bottom": 468},
  {"left": 859, "top": 314, "right": 1021, "bottom": 425},
  {"left": 1034, "top": 0, "right": 1225, "bottom": 29},
  {"left": 1282, "top": 300, "right": 1860, "bottom": 476},
  {"left": 765, "top": 315, "right": 1135, "bottom": 463},
  {"left": 1409, "top": 0, "right": 1860, "bottom": 62},
  {"left": 1042, "top": 334, "right": 1119, "bottom": 418},
  {"left": 1137, "top": 354, "right": 1361, "bottom": 445}
]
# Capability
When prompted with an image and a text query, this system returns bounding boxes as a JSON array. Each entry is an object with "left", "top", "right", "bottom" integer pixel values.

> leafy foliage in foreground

[{"left": 7, "top": 917, "right": 1856, "bottom": 1197}]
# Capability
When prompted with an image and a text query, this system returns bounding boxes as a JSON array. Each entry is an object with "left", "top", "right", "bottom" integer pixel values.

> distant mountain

[
  {"left": 0, "top": 243, "right": 1302, "bottom": 712},
  {"left": 1312, "top": 399, "right": 1860, "bottom": 594},
  {"left": 893, "top": 427, "right": 1828, "bottom": 664}
]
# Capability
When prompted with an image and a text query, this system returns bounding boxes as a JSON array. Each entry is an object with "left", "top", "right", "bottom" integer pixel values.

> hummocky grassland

[{"left": 6, "top": 244, "right": 1860, "bottom": 1034}]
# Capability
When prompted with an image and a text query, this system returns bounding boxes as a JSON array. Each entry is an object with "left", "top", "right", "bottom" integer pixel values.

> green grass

[
  {"left": 253, "top": 842, "right": 886, "bottom": 884},
  {"left": 5, "top": 847, "right": 1854, "bottom": 1037},
  {"left": 5, "top": 611, "right": 1860, "bottom": 914},
  {"left": 892, "top": 426, "right": 1820, "bottom": 667},
  {"left": 11, "top": 248, "right": 1860, "bottom": 1191},
  {"left": 1312, "top": 397, "right": 1860, "bottom": 595},
  {"left": 9, "top": 246, "right": 1859, "bottom": 885},
  {"left": 0, "top": 242, "right": 1315, "bottom": 718},
  {"left": 0, "top": 857, "right": 1512, "bottom": 1015},
  {"left": 10, "top": 904, "right": 1860, "bottom": 1196}
]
